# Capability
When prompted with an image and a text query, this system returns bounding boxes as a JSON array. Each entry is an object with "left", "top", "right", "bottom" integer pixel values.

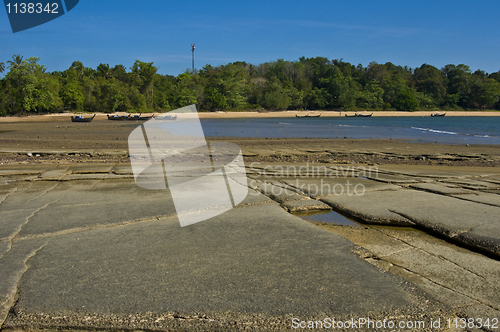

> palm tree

[
  {"left": 97, "top": 63, "right": 111, "bottom": 79},
  {"left": 0, "top": 62, "right": 5, "bottom": 74},
  {"left": 7, "top": 54, "right": 24, "bottom": 69}
]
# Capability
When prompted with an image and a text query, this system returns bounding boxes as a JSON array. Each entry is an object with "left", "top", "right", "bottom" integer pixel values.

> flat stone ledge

[
  {"left": 281, "top": 199, "right": 332, "bottom": 213},
  {"left": 410, "top": 182, "right": 472, "bottom": 195},
  {"left": 324, "top": 189, "right": 500, "bottom": 256}
]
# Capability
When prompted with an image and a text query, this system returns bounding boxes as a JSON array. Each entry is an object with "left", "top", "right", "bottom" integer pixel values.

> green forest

[{"left": 1, "top": 54, "right": 500, "bottom": 116}]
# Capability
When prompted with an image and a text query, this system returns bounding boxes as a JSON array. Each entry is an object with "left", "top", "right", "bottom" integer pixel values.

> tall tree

[
  {"left": 443, "top": 64, "right": 473, "bottom": 107},
  {"left": 172, "top": 72, "right": 198, "bottom": 107},
  {"left": 469, "top": 78, "right": 500, "bottom": 109},
  {"left": 60, "top": 82, "right": 84, "bottom": 111},
  {"left": 5, "top": 56, "right": 61, "bottom": 114},
  {"left": 96, "top": 63, "right": 111, "bottom": 79},
  {"left": 356, "top": 80, "right": 383, "bottom": 108},
  {"left": 131, "top": 60, "right": 158, "bottom": 108},
  {"left": 261, "top": 78, "right": 291, "bottom": 111},
  {"left": 489, "top": 70, "right": 500, "bottom": 83},
  {"left": 7, "top": 54, "right": 25, "bottom": 70},
  {"left": 413, "top": 64, "right": 446, "bottom": 106}
]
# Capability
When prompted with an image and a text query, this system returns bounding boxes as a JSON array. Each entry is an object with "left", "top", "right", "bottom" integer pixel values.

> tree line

[{"left": 0, "top": 54, "right": 499, "bottom": 116}]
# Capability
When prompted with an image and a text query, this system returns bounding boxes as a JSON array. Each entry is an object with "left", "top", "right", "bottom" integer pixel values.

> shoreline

[
  {"left": 1, "top": 137, "right": 499, "bottom": 167},
  {"left": 201, "top": 110, "right": 500, "bottom": 118},
  {"left": 1, "top": 110, "right": 500, "bottom": 122},
  {"left": 1, "top": 116, "right": 499, "bottom": 166}
]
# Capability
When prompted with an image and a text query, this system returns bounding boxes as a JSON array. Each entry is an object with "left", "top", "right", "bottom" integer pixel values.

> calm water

[
  {"left": 294, "top": 210, "right": 362, "bottom": 227},
  {"left": 200, "top": 116, "right": 500, "bottom": 145}
]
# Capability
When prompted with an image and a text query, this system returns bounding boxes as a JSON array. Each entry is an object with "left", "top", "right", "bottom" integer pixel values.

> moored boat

[
  {"left": 295, "top": 114, "right": 321, "bottom": 118},
  {"left": 128, "top": 114, "right": 155, "bottom": 120},
  {"left": 71, "top": 114, "right": 96, "bottom": 122},
  {"left": 107, "top": 114, "right": 131, "bottom": 120},
  {"left": 431, "top": 112, "right": 446, "bottom": 117},
  {"left": 345, "top": 113, "right": 373, "bottom": 117},
  {"left": 358, "top": 113, "right": 373, "bottom": 117},
  {"left": 154, "top": 114, "right": 177, "bottom": 120}
]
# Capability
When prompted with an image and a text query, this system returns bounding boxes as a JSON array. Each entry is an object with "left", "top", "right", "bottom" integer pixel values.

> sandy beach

[
  {"left": 1, "top": 115, "right": 499, "bottom": 330},
  {"left": 0, "top": 110, "right": 499, "bottom": 124}
]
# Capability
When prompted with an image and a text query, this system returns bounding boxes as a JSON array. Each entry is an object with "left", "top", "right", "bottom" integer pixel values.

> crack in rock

[
  {"left": 0, "top": 199, "right": 61, "bottom": 261},
  {"left": 89, "top": 178, "right": 104, "bottom": 189},
  {"left": 387, "top": 210, "right": 472, "bottom": 238},
  {"left": 26, "top": 182, "right": 60, "bottom": 204},
  {"left": 380, "top": 259, "right": 498, "bottom": 312},
  {"left": 0, "top": 240, "right": 48, "bottom": 328},
  {"left": 15, "top": 213, "right": 179, "bottom": 242},
  {"left": 0, "top": 186, "right": 20, "bottom": 207},
  {"left": 378, "top": 229, "right": 487, "bottom": 281}
]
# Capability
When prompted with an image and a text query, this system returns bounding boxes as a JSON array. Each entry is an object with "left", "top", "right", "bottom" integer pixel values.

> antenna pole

[{"left": 191, "top": 44, "right": 195, "bottom": 74}]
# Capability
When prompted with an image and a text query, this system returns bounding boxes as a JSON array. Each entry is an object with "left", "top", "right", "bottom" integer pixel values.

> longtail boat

[
  {"left": 154, "top": 114, "right": 177, "bottom": 120},
  {"left": 107, "top": 114, "right": 131, "bottom": 120},
  {"left": 71, "top": 114, "right": 96, "bottom": 122},
  {"left": 345, "top": 113, "right": 373, "bottom": 117},
  {"left": 295, "top": 114, "right": 321, "bottom": 118},
  {"left": 129, "top": 114, "right": 155, "bottom": 120}
]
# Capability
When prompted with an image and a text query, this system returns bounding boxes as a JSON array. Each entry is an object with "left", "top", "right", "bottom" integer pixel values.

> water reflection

[{"left": 293, "top": 210, "right": 362, "bottom": 227}]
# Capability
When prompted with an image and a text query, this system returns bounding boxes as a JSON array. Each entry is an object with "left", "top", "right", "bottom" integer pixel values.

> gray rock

[
  {"left": 323, "top": 189, "right": 500, "bottom": 255},
  {"left": 281, "top": 199, "right": 331, "bottom": 212}
]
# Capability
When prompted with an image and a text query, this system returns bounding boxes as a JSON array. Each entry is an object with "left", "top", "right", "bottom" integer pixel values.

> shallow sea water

[{"left": 200, "top": 116, "right": 500, "bottom": 145}]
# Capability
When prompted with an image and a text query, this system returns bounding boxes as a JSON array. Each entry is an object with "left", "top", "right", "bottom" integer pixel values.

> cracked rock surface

[
  {"left": 314, "top": 223, "right": 500, "bottom": 326},
  {"left": 0, "top": 163, "right": 449, "bottom": 331},
  {"left": 0, "top": 160, "right": 499, "bottom": 331}
]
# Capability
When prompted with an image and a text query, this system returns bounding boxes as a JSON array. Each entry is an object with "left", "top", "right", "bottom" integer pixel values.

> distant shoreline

[
  {"left": 1, "top": 110, "right": 500, "bottom": 122},
  {"left": 198, "top": 110, "right": 500, "bottom": 118}
]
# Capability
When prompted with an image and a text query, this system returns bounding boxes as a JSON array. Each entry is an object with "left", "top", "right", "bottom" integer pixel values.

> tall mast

[{"left": 191, "top": 43, "right": 195, "bottom": 74}]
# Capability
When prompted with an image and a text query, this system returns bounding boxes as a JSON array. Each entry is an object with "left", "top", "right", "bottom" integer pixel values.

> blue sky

[{"left": 1, "top": 0, "right": 500, "bottom": 76}]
